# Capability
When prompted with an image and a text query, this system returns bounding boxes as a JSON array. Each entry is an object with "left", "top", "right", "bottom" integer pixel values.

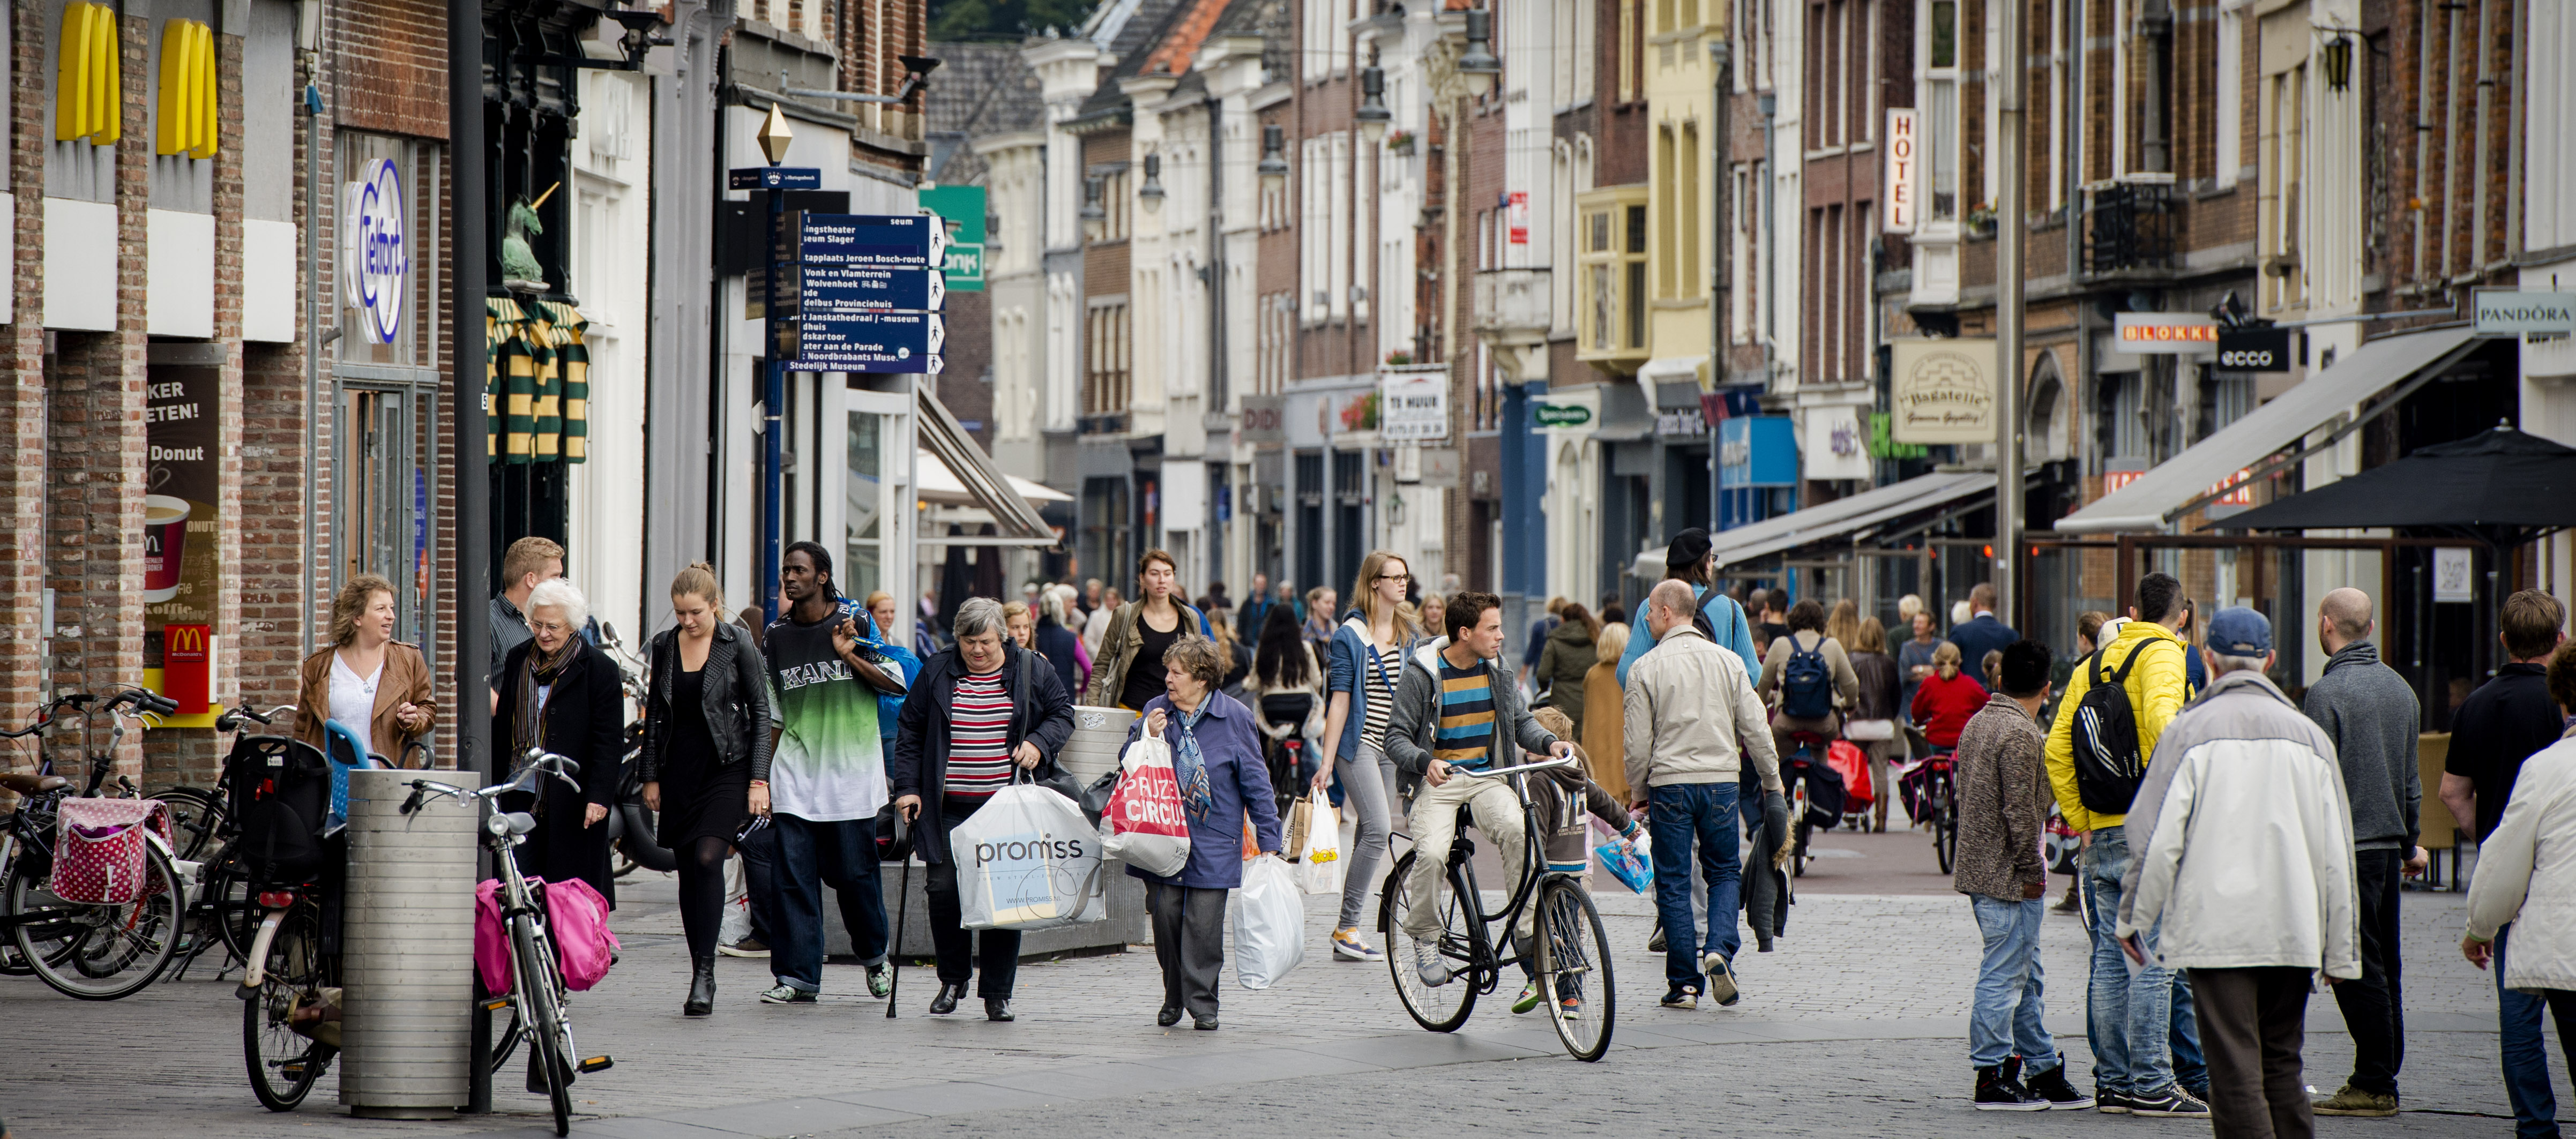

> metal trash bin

[{"left": 340, "top": 767, "right": 481, "bottom": 1119}]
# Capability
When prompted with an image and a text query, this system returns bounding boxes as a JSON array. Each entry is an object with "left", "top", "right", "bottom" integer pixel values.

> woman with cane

[{"left": 888, "top": 598, "right": 1077, "bottom": 1022}]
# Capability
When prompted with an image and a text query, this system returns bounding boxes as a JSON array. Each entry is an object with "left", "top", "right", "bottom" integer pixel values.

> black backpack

[
  {"left": 2071, "top": 638, "right": 2160, "bottom": 814},
  {"left": 1779, "top": 637, "right": 1835, "bottom": 720},
  {"left": 226, "top": 736, "right": 332, "bottom": 887}
]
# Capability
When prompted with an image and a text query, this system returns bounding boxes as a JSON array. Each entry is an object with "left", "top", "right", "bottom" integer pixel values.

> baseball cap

[
  {"left": 1667, "top": 528, "right": 1714, "bottom": 570},
  {"left": 2206, "top": 605, "right": 2271, "bottom": 656}
]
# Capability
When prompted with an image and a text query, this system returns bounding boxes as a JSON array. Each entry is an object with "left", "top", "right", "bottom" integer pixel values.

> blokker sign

[{"left": 2475, "top": 290, "right": 2576, "bottom": 335}]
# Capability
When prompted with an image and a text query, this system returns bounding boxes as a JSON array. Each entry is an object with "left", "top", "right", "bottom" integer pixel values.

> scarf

[
  {"left": 1170, "top": 699, "right": 1216, "bottom": 821},
  {"left": 510, "top": 639, "right": 578, "bottom": 776}
]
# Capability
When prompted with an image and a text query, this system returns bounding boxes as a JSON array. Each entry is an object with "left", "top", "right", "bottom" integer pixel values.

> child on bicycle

[{"left": 1512, "top": 707, "right": 1639, "bottom": 1015}]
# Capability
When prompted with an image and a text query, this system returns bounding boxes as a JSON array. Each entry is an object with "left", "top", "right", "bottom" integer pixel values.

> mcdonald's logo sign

[
  {"left": 155, "top": 18, "right": 217, "bottom": 159},
  {"left": 54, "top": 0, "right": 121, "bottom": 145},
  {"left": 163, "top": 623, "right": 208, "bottom": 661}
]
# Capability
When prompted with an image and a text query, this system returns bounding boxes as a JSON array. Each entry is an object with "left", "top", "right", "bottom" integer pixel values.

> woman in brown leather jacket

[{"left": 294, "top": 574, "right": 436, "bottom": 766}]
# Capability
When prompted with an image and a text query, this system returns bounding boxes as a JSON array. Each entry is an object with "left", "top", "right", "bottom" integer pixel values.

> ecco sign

[
  {"left": 343, "top": 159, "right": 410, "bottom": 344},
  {"left": 2215, "top": 328, "right": 2290, "bottom": 372},
  {"left": 2475, "top": 290, "right": 2576, "bottom": 335}
]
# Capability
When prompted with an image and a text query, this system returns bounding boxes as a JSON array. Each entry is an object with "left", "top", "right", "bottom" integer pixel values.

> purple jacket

[{"left": 1122, "top": 691, "right": 1285, "bottom": 889}]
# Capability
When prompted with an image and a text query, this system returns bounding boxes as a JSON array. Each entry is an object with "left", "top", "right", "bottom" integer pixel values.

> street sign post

[
  {"left": 730, "top": 166, "right": 822, "bottom": 190},
  {"left": 794, "top": 263, "right": 946, "bottom": 314}
]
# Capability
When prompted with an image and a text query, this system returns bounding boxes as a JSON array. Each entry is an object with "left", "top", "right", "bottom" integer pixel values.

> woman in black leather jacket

[{"left": 639, "top": 563, "right": 775, "bottom": 1016}]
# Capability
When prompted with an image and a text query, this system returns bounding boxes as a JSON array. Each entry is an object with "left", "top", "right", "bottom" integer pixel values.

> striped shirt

[
  {"left": 1358, "top": 642, "right": 1402, "bottom": 750},
  {"left": 944, "top": 671, "right": 1014, "bottom": 797},
  {"left": 1433, "top": 660, "right": 1497, "bottom": 771}
]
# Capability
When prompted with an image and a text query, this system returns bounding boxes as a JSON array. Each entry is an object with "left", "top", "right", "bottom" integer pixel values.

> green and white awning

[{"left": 485, "top": 298, "right": 589, "bottom": 463}]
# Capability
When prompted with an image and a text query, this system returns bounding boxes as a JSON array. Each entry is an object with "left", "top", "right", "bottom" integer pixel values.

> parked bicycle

[
  {"left": 0, "top": 688, "right": 190, "bottom": 1000},
  {"left": 1379, "top": 754, "right": 1615, "bottom": 1062},
  {"left": 402, "top": 749, "right": 614, "bottom": 1136}
]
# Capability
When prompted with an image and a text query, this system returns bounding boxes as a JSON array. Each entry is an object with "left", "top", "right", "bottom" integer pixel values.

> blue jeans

[
  {"left": 1969, "top": 894, "right": 2058, "bottom": 1071},
  {"left": 2081, "top": 825, "right": 2179, "bottom": 1097},
  {"left": 2498, "top": 926, "right": 2573, "bottom": 1137},
  {"left": 770, "top": 813, "right": 889, "bottom": 993},
  {"left": 1648, "top": 782, "right": 1742, "bottom": 990}
]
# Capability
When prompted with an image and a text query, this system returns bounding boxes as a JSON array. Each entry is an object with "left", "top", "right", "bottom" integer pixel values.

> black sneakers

[
  {"left": 1975, "top": 1066, "right": 2048, "bottom": 1111},
  {"left": 2128, "top": 1086, "right": 2213, "bottom": 1118},
  {"left": 2018, "top": 1059, "right": 2097, "bottom": 1110}
]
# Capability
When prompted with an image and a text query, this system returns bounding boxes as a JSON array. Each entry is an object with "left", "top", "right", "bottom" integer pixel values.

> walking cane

[{"left": 886, "top": 808, "right": 912, "bottom": 1019}]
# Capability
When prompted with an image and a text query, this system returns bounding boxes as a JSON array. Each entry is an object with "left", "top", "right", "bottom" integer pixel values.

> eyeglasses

[{"left": 1378, "top": 573, "right": 1412, "bottom": 583}]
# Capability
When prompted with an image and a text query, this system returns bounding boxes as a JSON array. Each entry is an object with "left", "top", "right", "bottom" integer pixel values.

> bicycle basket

[{"left": 49, "top": 798, "right": 173, "bottom": 905}]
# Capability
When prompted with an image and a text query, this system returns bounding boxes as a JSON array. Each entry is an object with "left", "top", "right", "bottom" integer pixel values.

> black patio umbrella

[{"left": 2212, "top": 423, "right": 2576, "bottom": 549}]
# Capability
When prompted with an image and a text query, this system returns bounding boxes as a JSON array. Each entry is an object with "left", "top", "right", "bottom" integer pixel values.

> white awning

[
  {"left": 916, "top": 393, "right": 1060, "bottom": 545},
  {"left": 914, "top": 450, "right": 1072, "bottom": 506},
  {"left": 2055, "top": 326, "right": 2484, "bottom": 535},
  {"left": 1631, "top": 470, "right": 1997, "bottom": 579}
]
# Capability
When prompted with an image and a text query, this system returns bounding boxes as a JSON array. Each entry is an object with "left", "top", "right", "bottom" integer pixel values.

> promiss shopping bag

[{"left": 952, "top": 782, "right": 1107, "bottom": 931}]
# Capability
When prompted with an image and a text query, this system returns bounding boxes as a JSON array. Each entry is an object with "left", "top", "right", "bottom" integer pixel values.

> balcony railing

[{"left": 2081, "top": 179, "right": 2179, "bottom": 278}]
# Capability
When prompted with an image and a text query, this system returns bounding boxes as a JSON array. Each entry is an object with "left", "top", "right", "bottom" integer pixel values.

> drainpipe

[
  {"left": 299, "top": 3, "right": 323, "bottom": 660},
  {"left": 1710, "top": 40, "right": 1729, "bottom": 532}
]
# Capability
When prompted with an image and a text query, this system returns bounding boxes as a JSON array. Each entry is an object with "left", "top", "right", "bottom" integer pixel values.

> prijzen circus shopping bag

[
  {"left": 1100, "top": 736, "right": 1191, "bottom": 878},
  {"left": 953, "top": 781, "right": 1106, "bottom": 931}
]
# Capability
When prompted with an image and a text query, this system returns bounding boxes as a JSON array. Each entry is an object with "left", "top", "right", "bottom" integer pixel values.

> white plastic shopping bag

[
  {"left": 718, "top": 852, "right": 753, "bottom": 946},
  {"left": 1232, "top": 855, "right": 1306, "bottom": 990},
  {"left": 951, "top": 781, "right": 1108, "bottom": 931},
  {"left": 1101, "top": 736, "right": 1192, "bottom": 878},
  {"left": 1293, "top": 794, "right": 1345, "bottom": 896}
]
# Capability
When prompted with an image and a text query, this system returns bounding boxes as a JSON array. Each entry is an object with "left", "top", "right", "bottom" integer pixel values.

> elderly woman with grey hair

[
  {"left": 890, "top": 595, "right": 1077, "bottom": 1021},
  {"left": 491, "top": 577, "right": 628, "bottom": 905},
  {"left": 1123, "top": 633, "right": 1283, "bottom": 1031}
]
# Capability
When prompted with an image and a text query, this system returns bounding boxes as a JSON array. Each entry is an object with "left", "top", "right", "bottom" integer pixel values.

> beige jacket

[
  {"left": 1754, "top": 630, "right": 1862, "bottom": 712},
  {"left": 1622, "top": 624, "right": 1782, "bottom": 796}
]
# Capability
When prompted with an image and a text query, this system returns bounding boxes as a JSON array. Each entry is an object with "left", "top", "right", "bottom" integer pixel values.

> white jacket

[
  {"left": 2116, "top": 669, "right": 2361, "bottom": 978},
  {"left": 2466, "top": 729, "right": 2576, "bottom": 991}
]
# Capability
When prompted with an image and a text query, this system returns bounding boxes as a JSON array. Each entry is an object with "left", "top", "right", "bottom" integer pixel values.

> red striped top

[{"left": 944, "top": 671, "right": 1014, "bottom": 797}]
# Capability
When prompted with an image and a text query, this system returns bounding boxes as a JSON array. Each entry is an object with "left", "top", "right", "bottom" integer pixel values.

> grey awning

[
  {"left": 1631, "top": 470, "right": 1997, "bottom": 578},
  {"left": 2055, "top": 326, "right": 2483, "bottom": 535},
  {"left": 919, "top": 393, "right": 1056, "bottom": 545}
]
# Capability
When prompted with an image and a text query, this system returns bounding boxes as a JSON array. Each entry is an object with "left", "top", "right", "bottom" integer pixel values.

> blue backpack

[{"left": 1779, "top": 637, "right": 1834, "bottom": 720}]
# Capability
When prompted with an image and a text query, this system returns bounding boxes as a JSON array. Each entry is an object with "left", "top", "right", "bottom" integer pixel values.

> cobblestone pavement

[{"left": 0, "top": 827, "right": 2555, "bottom": 1137}]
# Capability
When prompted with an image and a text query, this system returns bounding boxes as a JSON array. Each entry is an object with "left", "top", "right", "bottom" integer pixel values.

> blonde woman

[
  {"left": 1846, "top": 616, "right": 1903, "bottom": 831},
  {"left": 1908, "top": 641, "right": 1989, "bottom": 751},
  {"left": 296, "top": 574, "right": 436, "bottom": 766},
  {"left": 1313, "top": 549, "right": 1421, "bottom": 963},
  {"left": 638, "top": 564, "right": 774, "bottom": 1015},
  {"left": 1825, "top": 598, "right": 1863, "bottom": 655},
  {"left": 1003, "top": 601, "right": 1037, "bottom": 650},
  {"left": 1580, "top": 622, "right": 1633, "bottom": 803}
]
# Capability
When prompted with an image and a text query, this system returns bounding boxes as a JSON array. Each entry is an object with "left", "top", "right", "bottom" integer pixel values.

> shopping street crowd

[{"left": 310, "top": 528, "right": 2576, "bottom": 1136}]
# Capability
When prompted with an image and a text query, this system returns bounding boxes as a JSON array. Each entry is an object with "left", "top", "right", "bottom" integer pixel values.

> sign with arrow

[
  {"left": 780, "top": 311, "right": 946, "bottom": 374},
  {"left": 799, "top": 213, "right": 946, "bottom": 270},
  {"left": 794, "top": 263, "right": 945, "bottom": 314}
]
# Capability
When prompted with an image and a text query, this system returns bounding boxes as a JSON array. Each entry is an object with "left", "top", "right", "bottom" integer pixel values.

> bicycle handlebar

[
  {"left": 399, "top": 750, "right": 583, "bottom": 815},
  {"left": 1451, "top": 753, "right": 1582, "bottom": 779}
]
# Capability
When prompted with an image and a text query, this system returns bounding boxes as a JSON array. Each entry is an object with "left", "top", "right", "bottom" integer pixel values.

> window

[
  {"left": 1924, "top": 0, "right": 1958, "bottom": 221},
  {"left": 1655, "top": 126, "right": 1676, "bottom": 296},
  {"left": 1329, "top": 132, "right": 1351, "bottom": 319},
  {"left": 1620, "top": 0, "right": 1638, "bottom": 102},
  {"left": 1681, "top": 123, "right": 1700, "bottom": 298},
  {"left": 1085, "top": 302, "right": 1131, "bottom": 418},
  {"left": 1576, "top": 189, "right": 1651, "bottom": 360},
  {"left": 2215, "top": 0, "right": 2245, "bottom": 189}
]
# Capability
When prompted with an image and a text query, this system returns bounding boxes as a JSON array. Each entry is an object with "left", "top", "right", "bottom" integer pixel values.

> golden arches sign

[
  {"left": 54, "top": 1, "right": 120, "bottom": 144},
  {"left": 155, "top": 18, "right": 218, "bottom": 159}
]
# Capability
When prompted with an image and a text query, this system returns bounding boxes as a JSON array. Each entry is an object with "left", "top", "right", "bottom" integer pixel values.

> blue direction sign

[
  {"left": 797, "top": 213, "right": 947, "bottom": 270},
  {"left": 730, "top": 166, "right": 823, "bottom": 190},
  {"left": 781, "top": 311, "right": 946, "bottom": 374},
  {"left": 796, "top": 263, "right": 945, "bottom": 314}
]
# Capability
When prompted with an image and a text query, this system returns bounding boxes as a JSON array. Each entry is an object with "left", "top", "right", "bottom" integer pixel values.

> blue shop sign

[{"left": 1718, "top": 416, "right": 1797, "bottom": 488}]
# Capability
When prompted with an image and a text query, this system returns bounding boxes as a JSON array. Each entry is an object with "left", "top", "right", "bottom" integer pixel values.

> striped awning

[{"left": 486, "top": 298, "right": 589, "bottom": 463}]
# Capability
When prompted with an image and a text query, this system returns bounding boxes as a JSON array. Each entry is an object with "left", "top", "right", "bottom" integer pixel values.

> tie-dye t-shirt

[{"left": 764, "top": 612, "right": 886, "bottom": 822}]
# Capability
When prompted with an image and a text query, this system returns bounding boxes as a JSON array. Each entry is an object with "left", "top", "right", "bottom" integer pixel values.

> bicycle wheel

[
  {"left": 12, "top": 841, "right": 183, "bottom": 999},
  {"left": 202, "top": 849, "right": 260, "bottom": 963},
  {"left": 150, "top": 786, "right": 227, "bottom": 862},
  {"left": 513, "top": 914, "right": 575, "bottom": 1136},
  {"left": 487, "top": 994, "right": 525, "bottom": 1075},
  {"left": 1931, "top": 772, "right": 1958, "bottom": 874},
  {"left": 1379, "top": 850, "right": 1479, "bottom": 1032},
  {"left": 244, "top": 900, "right": 335, "bottom": 1111},
  {"left": 1788, "top": 781, "right": 1812, "bottom": 878},
  {"left": 1536, "top": 877, "right": 1615, "bottom": 1062}
]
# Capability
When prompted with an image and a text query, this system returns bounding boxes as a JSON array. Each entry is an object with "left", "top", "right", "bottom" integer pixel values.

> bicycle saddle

[{"left": 0, "top": 771, "right": 70, "bottom": 795}]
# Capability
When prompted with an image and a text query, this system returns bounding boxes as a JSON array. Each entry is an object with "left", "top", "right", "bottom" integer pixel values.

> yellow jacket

[{"left": 2044, "top": 618, "right": 2191, "bottom": 833}]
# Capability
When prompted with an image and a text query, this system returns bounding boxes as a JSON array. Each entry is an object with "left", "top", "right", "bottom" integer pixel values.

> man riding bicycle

[{"left": 1384, "top": 591, "right": 1578, "bottom": 987}]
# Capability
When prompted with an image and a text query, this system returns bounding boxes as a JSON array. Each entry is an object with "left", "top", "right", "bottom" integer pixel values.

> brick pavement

[{"left": 1, "top": 852, "right": 2542, "bottom": 1138}]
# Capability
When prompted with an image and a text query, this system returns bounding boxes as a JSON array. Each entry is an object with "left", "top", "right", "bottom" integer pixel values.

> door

[{"left": 843, "top": 389, "right": 912, "bottom": 622}]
